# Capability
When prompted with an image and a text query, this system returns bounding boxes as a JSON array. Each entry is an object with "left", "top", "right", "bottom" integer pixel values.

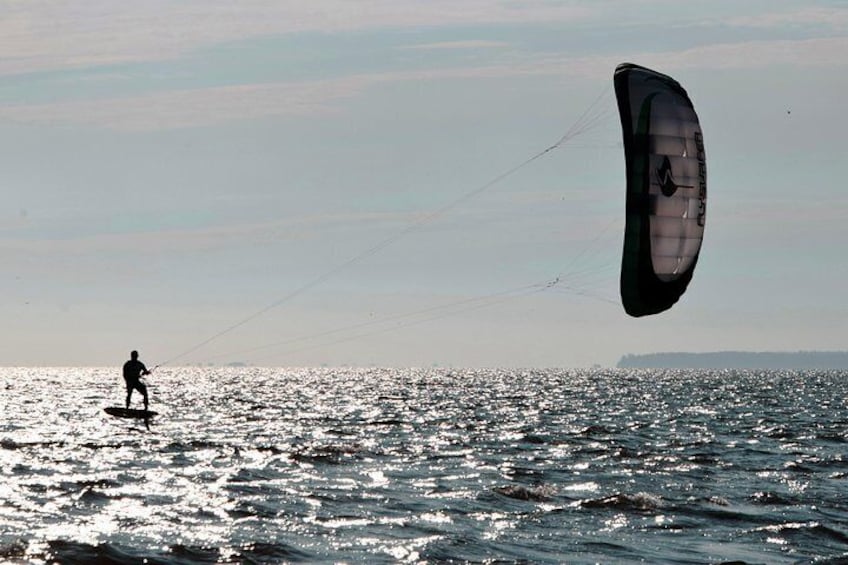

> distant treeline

[{"left": 617, "top": 351, "right": 848, "bottom": 370}]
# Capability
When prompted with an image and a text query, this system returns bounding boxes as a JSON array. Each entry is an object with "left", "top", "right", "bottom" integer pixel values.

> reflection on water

[{"left": 1, "top": 367, "right": 848, "bottom": 563}]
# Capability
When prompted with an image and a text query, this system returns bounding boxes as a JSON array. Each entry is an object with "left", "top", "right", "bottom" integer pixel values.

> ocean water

[{"left": 1, "top": 368, "right": 848, "bottom": 564}]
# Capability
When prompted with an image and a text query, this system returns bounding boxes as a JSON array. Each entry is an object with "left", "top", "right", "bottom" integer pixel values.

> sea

[{"left": 2, "top": 367, "right": 848, "bottom": 564}]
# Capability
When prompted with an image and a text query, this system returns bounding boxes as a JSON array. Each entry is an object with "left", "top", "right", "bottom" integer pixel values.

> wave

[
  {"left": 578, "top": 424, "right": 616, "bottom": 436},
  {"left": 752, "top": 521, "right": 848, "bottom": 546},
  {"left": 0, "top": 540, "right": 26, "bottom": 561},
  {"left": 580, "top": 492, "right": 663, "bottom": 511},
  {"left": 235, "top": 541, "right": 315, "bottom": 563},
  {"left": 161, "top": 439, "right": 230, "bottom": 452},
  {"left": 290, "top": 442, "right": 368, "bottom": 465},
  {"left": 749, "top": 490, "right": 799, "bottom": 506},
  {"left": 492, "top": 484, "right": 556, "bottom": 502},
  {"left": 26, "top": 539, "right": 318, "bottom": 564},
  {"left": 1, "top": 439, "right": 66, "bottom": 450}
]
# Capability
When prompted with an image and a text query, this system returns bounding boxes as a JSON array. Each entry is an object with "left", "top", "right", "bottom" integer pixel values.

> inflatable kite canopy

[{"left": 615, "top": 63, "right": 706, "bottom": 317}]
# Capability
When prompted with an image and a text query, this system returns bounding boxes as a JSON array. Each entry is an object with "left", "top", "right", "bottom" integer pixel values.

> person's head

[{"left": 131, "top": 350, "right": 139, "bottom": 360}]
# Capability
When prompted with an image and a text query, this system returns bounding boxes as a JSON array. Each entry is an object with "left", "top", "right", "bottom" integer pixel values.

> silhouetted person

[{"left": 123, "top": 350, "right": 150, "bottom": 410}]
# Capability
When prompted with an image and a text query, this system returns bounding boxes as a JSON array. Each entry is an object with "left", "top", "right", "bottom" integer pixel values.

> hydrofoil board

[{"left": 104, "top": 407, "right": 158, "bottom": 419}]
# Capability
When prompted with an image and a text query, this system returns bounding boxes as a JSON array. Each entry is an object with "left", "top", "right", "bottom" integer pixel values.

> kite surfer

[{"left": 123, "top": 350, "right": 151, "bottom": 410}]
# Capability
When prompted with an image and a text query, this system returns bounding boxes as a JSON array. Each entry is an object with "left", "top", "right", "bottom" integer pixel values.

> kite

[{"left": 614, "top": 63, "right": 706, "bottom": 317}]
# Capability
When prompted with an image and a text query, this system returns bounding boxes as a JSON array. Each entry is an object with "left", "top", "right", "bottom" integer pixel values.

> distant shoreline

[{"left": 617, "top": 351, "right": 848, "bottom": 370}]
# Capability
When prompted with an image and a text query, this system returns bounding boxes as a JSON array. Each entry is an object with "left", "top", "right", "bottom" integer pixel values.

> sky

[{"left": 1, "top": 0, "right": 846, "bottom": 368}]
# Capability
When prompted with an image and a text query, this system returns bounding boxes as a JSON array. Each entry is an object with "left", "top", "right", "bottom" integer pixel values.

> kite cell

[{"left": 614, "top": 63, "right": 706, "bottom": 317}]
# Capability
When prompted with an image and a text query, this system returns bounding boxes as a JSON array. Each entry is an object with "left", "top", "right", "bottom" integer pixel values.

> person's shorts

[{"left": 125, "top": 379, "right": 147, "bottom": 394}]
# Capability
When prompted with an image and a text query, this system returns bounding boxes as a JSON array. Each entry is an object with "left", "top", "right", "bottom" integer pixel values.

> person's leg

[
  {"left": 139, "top": 382, "right": 149, "bottom": 411},
  {"left": 126, "top": 383, "right": 133, "bottom": 409}
]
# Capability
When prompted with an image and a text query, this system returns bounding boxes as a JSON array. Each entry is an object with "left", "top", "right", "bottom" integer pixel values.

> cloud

[
  {"left": 0, "top": 33, "right": 845, "bottom": 131},
  {"left": 648, "top": 36, "right": 848, "bottom": 72},
  {"left": 0, "top": 209, "right": 420, "bottom": 256},
  {"left": 2, "top": 2, "right": 846, "bottom": 78},
  {"left": 0, "top": 78, "right": 360, "bottom": 130},
  {"left": 0, "top": 0, "right": 595, "bottom": 75},
  {"left": 0, "top": 62, "right": 572, "bottom": 130},
  {"left": 726, "top": 6, "right": 848, "bottom": 31},
  {"left": 403, "top": 40, "right": 511, "bottom": 50}
]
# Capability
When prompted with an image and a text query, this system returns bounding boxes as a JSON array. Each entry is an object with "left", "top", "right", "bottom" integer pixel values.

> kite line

[{"left": 159, "top": 87, "right": 614, "bottom": 366}]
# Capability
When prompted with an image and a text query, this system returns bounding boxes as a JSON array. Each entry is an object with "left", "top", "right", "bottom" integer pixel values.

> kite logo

[{"left": 656, "top": 156, "right": 680, "bottom": 197}]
